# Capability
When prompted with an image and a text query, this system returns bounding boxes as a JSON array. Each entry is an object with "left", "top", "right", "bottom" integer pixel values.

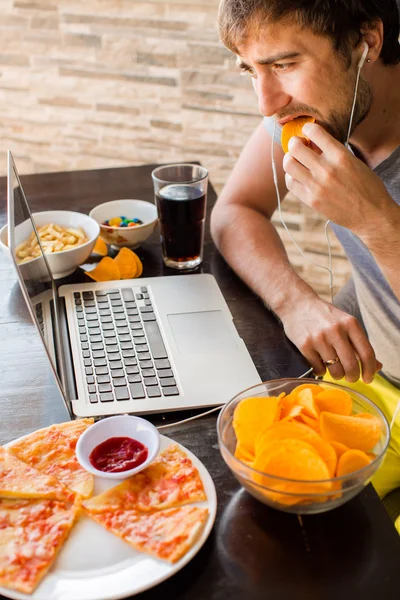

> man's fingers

[
  {"left": 287, "top": 136, "right": 322, "bottom": 172},
  {"left": 301, "top": 349, "right": 327, "bottom": 378},
  {"left": 302, "top": 122, "right": 343, "bottom": 155},
  {"left": 313, "top": 339, "right": 346, "bottom": 380},
  {"left": 347, "top": 321, "right": 379, "bottom": 383},
  {"left": 327, "top": 336, "right": 362, "bottom": 383},
  {"left": 283, "top": 151, "right": 310, "bottom": 184}
]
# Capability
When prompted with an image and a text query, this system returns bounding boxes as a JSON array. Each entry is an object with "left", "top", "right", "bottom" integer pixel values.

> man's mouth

[{"left": 277, "top": 115, "right": 312, "bottom": 126}]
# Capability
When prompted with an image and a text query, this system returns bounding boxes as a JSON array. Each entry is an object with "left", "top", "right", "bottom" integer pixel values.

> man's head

[
  {"left": 218, "top": 0, "right": 400, "bottom": 142},
  {"left": 219, "top": 0, "right": 400, "bottom": 66}
]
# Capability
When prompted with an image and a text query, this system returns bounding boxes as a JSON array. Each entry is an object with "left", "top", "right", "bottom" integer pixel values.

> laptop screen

[{"left": 7, "top": 150, "right": 70, "bottom": 414}]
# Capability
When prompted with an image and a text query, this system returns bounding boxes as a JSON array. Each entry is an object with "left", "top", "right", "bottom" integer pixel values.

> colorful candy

[{"left": 102, "top": 216, "right": 143, "bottom": 228}]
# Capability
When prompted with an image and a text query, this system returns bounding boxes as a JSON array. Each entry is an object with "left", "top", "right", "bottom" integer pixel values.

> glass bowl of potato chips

[
  {"left": 0, "top": 210, "right": 100, "bottom": 279},
  {"left": 217, "top": 378, "right": 390, "bottom": 514}
]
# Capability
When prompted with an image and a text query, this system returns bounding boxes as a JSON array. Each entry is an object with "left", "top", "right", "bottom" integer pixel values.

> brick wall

[{"left": 0, "top": 0, "right": 351, "bottom": 299}]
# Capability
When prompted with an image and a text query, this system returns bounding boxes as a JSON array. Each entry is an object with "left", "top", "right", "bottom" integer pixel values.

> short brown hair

[{"left": 218, "top": 0, "right": 400, "bottom": 66}]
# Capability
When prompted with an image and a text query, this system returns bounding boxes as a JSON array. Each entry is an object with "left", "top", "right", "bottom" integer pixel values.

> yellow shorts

[{"left": 322, "top": 372, "right": 400, "bottom": 500}]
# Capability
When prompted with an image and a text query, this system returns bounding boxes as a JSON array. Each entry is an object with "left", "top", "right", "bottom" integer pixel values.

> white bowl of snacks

[
  {"left": 75, "top": 415, "right": 160, "bottom": 480},
  {"left": 0, "top": 210, "right": 100, "bottom": 279},
  {"left": 89, "top": 199, "right": 158, "bottom": 249}
]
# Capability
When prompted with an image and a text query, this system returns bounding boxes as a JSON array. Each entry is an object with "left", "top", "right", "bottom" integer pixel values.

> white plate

[{"left": 2, "top": 434, "right": 217, "bottom": 600}]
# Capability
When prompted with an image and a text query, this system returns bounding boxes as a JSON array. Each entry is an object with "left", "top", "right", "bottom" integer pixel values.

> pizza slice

[
  {"left": 84, "top": 504, "right": 208, "bottom": 563},
  {"left": 8, "top": 418, "right": 94, "bottom": 498},
  {"left": 0, "top": 447, "right": 75, "bottom": 503},
  {"left": 0, "top": 497, "right": 78, "bottom": 594},
  {"left": 83, "top": 444, "right": 207, "bottom": 513}
]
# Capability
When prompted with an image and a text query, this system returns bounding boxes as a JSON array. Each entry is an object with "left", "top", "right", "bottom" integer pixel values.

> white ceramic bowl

[
  {"left": 75, "top": 415, "right": 160, "bottom": 480},
  {"left": 89, "top": 199, "right": 158, "bottom": 249},
  {"left": 0, "top": 210, "right": 100, "bottom": 279}
]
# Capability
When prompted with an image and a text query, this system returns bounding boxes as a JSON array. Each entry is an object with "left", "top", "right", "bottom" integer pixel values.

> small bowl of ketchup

[{"left": 75, "top": 415, "right": 160, "bottom": 479}]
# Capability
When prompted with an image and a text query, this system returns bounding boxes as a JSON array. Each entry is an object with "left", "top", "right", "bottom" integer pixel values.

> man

[{"left": 211, "top": 0, "right": 400, "bottom": 388}]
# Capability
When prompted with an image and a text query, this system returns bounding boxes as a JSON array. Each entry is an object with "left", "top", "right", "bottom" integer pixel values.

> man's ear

[{"left": 360, "top": 19, "right": 384, "bottom": 64}]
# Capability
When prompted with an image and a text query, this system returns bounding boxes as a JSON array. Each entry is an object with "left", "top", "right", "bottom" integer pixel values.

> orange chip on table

[
  {"left": 315, "top": 388, "right": 352, "bottom": 416},
  {"left": 233, "top": 395, "right": 281, "bottom": 455},
  {"left": 114, "top": 247, "right": 138, "bottom": 279},
  {"left": 281, "top": 116, "right": 316, "bottom": 153},
  {"left": 92, "top": 237, "right": 108, "bottom": 256},
  {"left": 320, "top": 411, "right": 382, "bottom": 452},
  {"left": 85, "top": 256, "right": 121, "bottom": 282},
  {"left": 336, "top": 449, "right": 372, "bottom": 477}
]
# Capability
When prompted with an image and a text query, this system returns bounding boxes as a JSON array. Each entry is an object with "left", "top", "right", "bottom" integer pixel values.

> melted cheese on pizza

[
  {"left": 0, "top": 498, "right": 77, "bottom": 594},
  {"left": 85, "top": 505, "right": 208, "bottom": 563},
  {"left": 0, "top": 447, "right": 74, "bottom": 502},
  {"left": 83, "top": 444, "right": 207, "bottom": 512},
  {"left": 8, "top": 419, "right": 94, "bottom": 498}
]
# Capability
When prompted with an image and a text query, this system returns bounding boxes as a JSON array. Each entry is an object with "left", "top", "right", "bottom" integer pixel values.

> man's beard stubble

[
  {"left": 275, "top": 72, "right": 373, "bottom": 145},
  {"left": 321, "top": 74, "right": 373, "bottom": 144}
]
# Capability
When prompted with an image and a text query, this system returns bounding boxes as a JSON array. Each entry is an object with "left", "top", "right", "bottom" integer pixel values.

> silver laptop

[{"left": 7, "top": 150, "right": 261, "bottom": 419}]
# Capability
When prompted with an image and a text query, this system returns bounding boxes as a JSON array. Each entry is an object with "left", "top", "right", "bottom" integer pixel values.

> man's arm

[
  {"left": 284, "top": 122, "right": 400, "bottom": 299},
  {"left": 211, "top": 122, "right": 381, "bottom": 383}
]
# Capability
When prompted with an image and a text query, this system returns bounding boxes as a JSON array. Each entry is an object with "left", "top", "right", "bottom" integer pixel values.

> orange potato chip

[
  {"left": 85, "top": 256, "right": 120, "bottom": 282},
  {"left": 296, "top": 388, "right": 320, "bottom": 419},
  {"left": 291, "top": 383, "right": 322, "bottom": 398},
  {"left": 315, "top": 388, "right": 352, "bottom": 416},
  {"left": 281, "top": 117, "right": 316, "bottom": 153},
  {"left": 92, "top": 237, "right": 108, "bottom": 256},
  {"left": 295, "top": 413, "right": 321, "bottom": 433},
  {"left": 233, "top": 395, "right": 281, "bottom": 455},
  {"left": 114, "top": 247, "right": 138, "bottom": 279},
  {"left": 320, "top": 411, "right": 382, "bottom": 452},
  {"left": 234, "top": 442, "right": 255, "bottom": 466},
  {"left": 284, "top": 404, "right": 303, "bottom": 420},
  {"left": 253, "top": 439, "right": 332, "bottom": 501},
  {"left": 255, "top": 420, "right": 337, "bottom": 477},
  {"left": 279, "top": 393, "right": 297, "bottom": 418},
  {"left": 336, "top": 449, "right": 372, "bottom": 477},
  {"left": 330, "top": 441, "right": 349, "bottom": 459}
]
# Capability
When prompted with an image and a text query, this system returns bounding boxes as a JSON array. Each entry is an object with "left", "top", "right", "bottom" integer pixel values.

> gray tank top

[{"left": 264, "top": 117, "right": 400, "bottom": 386}]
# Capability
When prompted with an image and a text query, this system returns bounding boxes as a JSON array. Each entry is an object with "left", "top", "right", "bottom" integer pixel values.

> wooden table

[{"left": 0, "top": 163, "right": 399, "bottom": 600}]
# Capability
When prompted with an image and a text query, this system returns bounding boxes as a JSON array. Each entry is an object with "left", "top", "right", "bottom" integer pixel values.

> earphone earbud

[{"left": 358, "top": 41, "right": 369, "bottom": 69}]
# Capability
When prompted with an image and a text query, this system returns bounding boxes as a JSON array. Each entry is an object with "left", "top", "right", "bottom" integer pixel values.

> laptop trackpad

[{"left": 167, "top": 311, "right": 238, "bottom": 355}]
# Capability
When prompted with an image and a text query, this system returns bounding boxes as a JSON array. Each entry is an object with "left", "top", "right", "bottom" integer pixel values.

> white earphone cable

[{"left": 271, "top": 121, "right": 335, "bottom": 303}]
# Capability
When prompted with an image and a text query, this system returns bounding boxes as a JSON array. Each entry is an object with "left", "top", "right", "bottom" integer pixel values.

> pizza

[
  {"left": 84, "top": 504, "right": 208, "bottom": 563},
  {"left": 0, "top": 497, "right": 78, "bottom": 594},
  {"left": 8, "top": 418, "right": 94, "bottom": 498},
  {"left": 0, "top": 447, "right": 74, "bottom": 503},
  {"left": 0, "top": 427, "right": 210, "bottom": 594},
  {"left": 82, "top": 444, "right": 207, "bottom": 513}
]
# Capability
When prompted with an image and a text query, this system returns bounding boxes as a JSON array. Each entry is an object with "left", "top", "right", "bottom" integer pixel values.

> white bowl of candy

[{"left": 89, "top": 199, "right": 158, "bottom": 249}]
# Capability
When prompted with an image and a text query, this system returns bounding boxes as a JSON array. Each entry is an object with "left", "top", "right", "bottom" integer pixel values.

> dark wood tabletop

[{"left": 0, "top": 163, "right": 399, "bottom": 600}]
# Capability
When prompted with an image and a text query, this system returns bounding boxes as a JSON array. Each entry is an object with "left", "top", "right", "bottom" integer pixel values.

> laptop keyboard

[{"left": 74, "top": 287, "right": 179, "bottom": 404}]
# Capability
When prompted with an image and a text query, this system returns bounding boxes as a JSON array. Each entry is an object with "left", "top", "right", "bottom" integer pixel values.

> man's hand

[
  {"left": 282, "top": 122, "right": 393, "bottom": 238},
  {"left": 279, "top": 295, "right": 382, "bottom": 383}
]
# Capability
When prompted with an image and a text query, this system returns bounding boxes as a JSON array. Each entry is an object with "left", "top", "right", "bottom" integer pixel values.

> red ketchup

[{"left": 89, "top": 436, "right": 148, "bottom": 473}]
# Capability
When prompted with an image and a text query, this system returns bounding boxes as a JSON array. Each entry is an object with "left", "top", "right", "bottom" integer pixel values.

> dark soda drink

[{"left": 156, "top": 184, "right": 207, "bottom": 263}]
